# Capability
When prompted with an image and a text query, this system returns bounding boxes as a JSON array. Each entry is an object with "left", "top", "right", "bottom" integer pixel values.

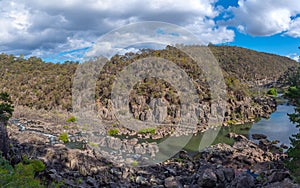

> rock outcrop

[{"left": 6, "top": 119, "right": 299, "bottom": 188}]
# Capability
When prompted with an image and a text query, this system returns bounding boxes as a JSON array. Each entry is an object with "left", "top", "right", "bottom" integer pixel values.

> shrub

[
  {"left": 66, "top": 116, "right": 77, "bottom": 123},
  {"left": 108, "top": 129, "right": 119, "bottom": 136},
  {"left": 30, "top": 159, "right": 46, "bottom": 173},
  {"left": 59, "top": 133, "right": 69, "bottom": 143},
  {"left": 131, "top": 160, "right": 138, "bottom": 167},
  {"left": 138, "top": 128, "right": 156, "bottom": 134},
  {"left": 88, "top": 142, "right": 98, "bottom": 147},
  {"left": 267, "top": 88, "right": 277, "bottom": 96},
  {"left": 0, "top": 155, "right": 44, "bottom": 187}
]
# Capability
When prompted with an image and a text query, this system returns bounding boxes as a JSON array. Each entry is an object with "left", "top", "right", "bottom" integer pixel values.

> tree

[
  {"left": 0, "top": 92, "right": 14, "bottom": 121},
  {"left": 287, "top": 89, "right": 300, "bottom": 182},
  {"left": 0, "top": 92, "right": 14, "bottom": 159},
  {"left": 286, "top": 50, "right": 300, "bottom": 182}
]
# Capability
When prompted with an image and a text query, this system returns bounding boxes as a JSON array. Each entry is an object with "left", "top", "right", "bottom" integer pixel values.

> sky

[{"left": 0, "top": 0, "right": 300, "bottom": 63}]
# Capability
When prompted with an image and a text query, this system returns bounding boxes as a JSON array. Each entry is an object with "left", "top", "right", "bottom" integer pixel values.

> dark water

[
  {"left": 249, "top": 104, "right": 298, "bottom": 147},
  {"left": 76, "top": 102, "right": 298, "bottom": 153},
  {"left": 176, "top": 103, "right": 298, "bottom": 154}
]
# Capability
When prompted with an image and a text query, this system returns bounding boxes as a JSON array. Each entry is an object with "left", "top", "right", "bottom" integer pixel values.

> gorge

[{"left": 0, "top": 45, "right": 300, "bottom": 187}]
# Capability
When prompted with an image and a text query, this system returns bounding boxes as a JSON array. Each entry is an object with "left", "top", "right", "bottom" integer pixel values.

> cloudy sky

[{"left": 0, "top": 0, "right": 299, "bottom": 62}]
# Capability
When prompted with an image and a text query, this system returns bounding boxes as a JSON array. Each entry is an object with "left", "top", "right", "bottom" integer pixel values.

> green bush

[
  {"left": 138, "top": 128, "right": 156, "bottom": 134},
  {"left": 108, "top": 129, "right": 119, "bottom": 136},
  {"left": 131, "top": 160, "right": 138, "bottom": 167},
  {"left": 0, "top": 155, "right": 44, "bottom": 187},
  {"left": 59, "top": 133, "right": 69, "bottom": 143},
  {"left": 66, "top": 116, "right": 77, "bottom": 123},
  {"left": 29, "top": 159, "right": 46, "bottom": 173},
  {"left": 267, "top": 88, "right": 277, "bottom": 96}
]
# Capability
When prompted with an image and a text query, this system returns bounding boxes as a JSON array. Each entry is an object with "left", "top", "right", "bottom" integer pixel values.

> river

[
  {"left": 12, "top": 98, "right": 299, "bottom": 153},
  {"left": 179, "top": 101, "right": 298, "bottom": 154},
  {"left": 249, "top": 103, "right": 298, "bottom": 147}
]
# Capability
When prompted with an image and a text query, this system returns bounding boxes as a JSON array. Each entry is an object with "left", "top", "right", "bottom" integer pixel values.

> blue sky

[{"left": 0, "top": 0, "right": 299, "bottom": 62}]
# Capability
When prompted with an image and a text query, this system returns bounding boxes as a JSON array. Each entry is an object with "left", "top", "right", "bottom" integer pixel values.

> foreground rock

[
  {"left": 252, "top": 133, "right": 268, "bottom": 140},
  {"left": 7, "top": 119, "right": 299, "bottom": 188}
]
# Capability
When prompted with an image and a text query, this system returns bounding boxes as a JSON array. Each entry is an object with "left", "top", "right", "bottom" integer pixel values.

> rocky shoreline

[{"left": 6, "top": 118, "right": 299, "bottom": 187}]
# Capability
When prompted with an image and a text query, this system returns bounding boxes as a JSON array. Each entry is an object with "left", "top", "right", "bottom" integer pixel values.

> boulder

[
  {"left": 164, "top": 176, "right": 183, "bottom": 188},
  {"left": 230, "top": 173, "right": 256, "bottom": 188},
  {"left": 252, "top": 134, "right": 267, "bottom": 140},
  {"left": 198, "top": 169, "right": 217, "bottom": 188}
]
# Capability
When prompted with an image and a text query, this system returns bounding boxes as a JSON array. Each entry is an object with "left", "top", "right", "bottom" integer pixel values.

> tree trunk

[{"left": 0, "top": 121, "right": 9, "bottom": 158}]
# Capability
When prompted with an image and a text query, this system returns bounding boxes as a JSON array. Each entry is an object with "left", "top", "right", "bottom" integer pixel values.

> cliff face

[
  {"left": 0, "top": 46, "right": 298, "bottom": 130},
  {"left": 95, "top": 46, "right": 294, "bottom": 130}
]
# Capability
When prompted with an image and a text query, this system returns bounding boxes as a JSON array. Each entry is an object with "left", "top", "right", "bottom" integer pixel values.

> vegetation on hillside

[
  {"left": 0, "top": 92, "right": 14, "bottom": 122},
  {"left": 285, "top": 66, "right": 300, "bottom": 183},
  {"left": 0, "top": 46, "right": 297, "bottom": 113},
  {"left": 0, "top": 154, "right": 46, "bottom": 187},
  {"left": 209, "top": 46, "right": 298, "bottom": 83},
  {"left": 0, "top": 54, "right": 77, "bottom": 111},
  {"left": 0, "top": 92, "right": 14, "bottom": 158}
]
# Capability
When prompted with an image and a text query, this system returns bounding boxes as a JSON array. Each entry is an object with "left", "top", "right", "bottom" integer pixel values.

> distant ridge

[{"left": 0, "top": 46, "right": 298, "bottom": 111}]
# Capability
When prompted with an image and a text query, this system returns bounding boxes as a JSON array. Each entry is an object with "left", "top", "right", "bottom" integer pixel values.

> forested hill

[
  {"left": 0, "top": 46, "right": 298, "bottom": 111},
  {"left": 210, "top": 46, "right": 298, "bottom": 83}
]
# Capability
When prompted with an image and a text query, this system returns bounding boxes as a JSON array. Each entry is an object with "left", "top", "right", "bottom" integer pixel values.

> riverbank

[
  {"left": 5, "top": 114, "right": 299, "bottom": 187},
  {"left": 6, "top": 122, "right": 299, "bottom": 187},
  {"left": 4, "top": 94, "right": 299, "bottom": 186}
]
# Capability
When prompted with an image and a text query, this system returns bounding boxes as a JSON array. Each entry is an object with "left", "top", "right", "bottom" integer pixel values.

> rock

[
  {"left": 179, "top": 150, "right": 191, "bottom": 160},
  {"left": 87, "top": 176, "right": 98, "bottom": 187},
  {"left": 269, "top": 171, "right": 290, "bottom": 183},
  {"left": 150, "top": 98, "right": 168, "bottom": 123},
  {"left": 166, "top": 167, "right": 177, "bottom": 176},
  {"left": 198, "top": 169, "right": 217, "bottom": 188},
  {"left": 136, "top": 176, "right": 147, "bottom": 185},
  {"left": 252, "top": 134, "right": 267, "bottom": 140},
  {"left": 280, "top": 144, "right": 289, "bottom": 149},
  {"left": 79, "top": 166, "right": 88, "bottom": 176},
  {"left": 265, "top": 178, "right": 300, "bottom": 188},
  {"left": 68, "top": 158, "right": 78, "bottom": 170},
  {"left": 223, "top": 168, "right": 235, "bottom": 182},
  {"left": 164, "top": 176, "right": 183, "bottom": 188},
  {"left": 134, "top": 144, "right": 146, "bottom": 154},
  {"left": 215, "top": 168, "right": 225, "bottom": 182},
  {"left": 107, "top": 137, "right": 122, "bottom": 150},
  {"left": 48, "top": 169, "right": 62, "bottom": 182},
  {"left": 64, "top": 179, "right": 77, "bottom": 187},
  {"left": 227, "top": 133, "right": 247, "bottom": 141},
  {"left": 230, "top": 173, "right": 255, "bottom": 188}
]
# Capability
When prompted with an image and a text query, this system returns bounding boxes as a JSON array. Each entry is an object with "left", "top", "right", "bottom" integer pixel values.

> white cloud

[
  {"left": 85, "top": 21, "right": 233, "bottom": 59},
  {"left": 0, "top": 0, "right": 233, "bottom": 61},
  {"left": 227, "top": 0, "right": 300, "bottom": 36},
  {"left": 286, "top": 17, "right": 300, "bottom": 38},
  {"left": 287, "top": 53, "right": 300, "bottom": 62}
]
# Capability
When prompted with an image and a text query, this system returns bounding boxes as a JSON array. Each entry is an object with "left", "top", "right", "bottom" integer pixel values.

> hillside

[
  {"left": 0, "top": 46, "right": 297, "bottom": 114},
  {"left": 210, "top": 46, "right": 298, "bottom": 85}
]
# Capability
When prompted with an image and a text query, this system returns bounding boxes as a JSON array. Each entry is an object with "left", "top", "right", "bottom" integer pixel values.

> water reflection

[{"left": 249, "top": 104, "right": 297, "bottom": 147}]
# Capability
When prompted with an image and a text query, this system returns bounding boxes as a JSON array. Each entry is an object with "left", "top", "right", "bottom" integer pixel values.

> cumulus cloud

[
  {"left": 226, "top": 0, "right": 300, "bottom": 36},
  {"left": 286, "top": 17, "right": 300, "bottom": 38},
  {"left": 86, "top": 21, "right": 215, "bottom": 59},
  {"left": 287, "top": 53, "right": 300, "bottom": 62},
  {"left": 0, "top": 0, "right": 234, "bottom": 61}
]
